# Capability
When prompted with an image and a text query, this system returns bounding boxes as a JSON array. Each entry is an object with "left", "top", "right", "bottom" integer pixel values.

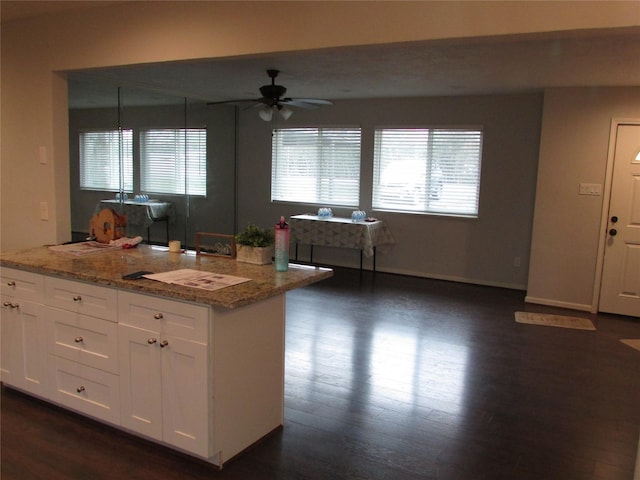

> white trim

[
  {"left": 296, "top": 258, "right": 526, "bottom": 290},
  {"left": 381, "top": 267, "right": 525, "bottom": 290},
  {"left": 592, "top": 118, "right": 640, "bottom": 314},
  {"left": 524, "top": 295, "right": 592, "bottom": 312}
]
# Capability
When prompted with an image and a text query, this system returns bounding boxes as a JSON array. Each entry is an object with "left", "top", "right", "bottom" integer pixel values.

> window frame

[
  {"left": 139, "top": 127, "right": 208, "bottom": 197},
  {"left": 270, "top": 126, "right": 362, "bottom": 207},
  {"left": 372, "top": 126, "right": 483, "bottom": 218},
  {"left": 79, "top": 128, "right": 134, "bottom": 193}
]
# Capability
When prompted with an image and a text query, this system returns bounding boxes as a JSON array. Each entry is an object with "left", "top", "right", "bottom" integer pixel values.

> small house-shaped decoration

[{"left": 89, "top": 208, "right": 127, "bottom": 243}]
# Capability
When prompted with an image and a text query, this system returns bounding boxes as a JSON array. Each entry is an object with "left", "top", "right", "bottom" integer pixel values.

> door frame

[{"left": 592, "top": 118, "right": 640, "bottom": 313}]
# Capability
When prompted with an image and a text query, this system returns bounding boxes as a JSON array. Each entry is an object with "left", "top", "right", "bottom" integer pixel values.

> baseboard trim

[
  {"left": 524, "top": 295, "right": 592, "bottom": 312},
  {"left": 635, "top": 432, "right": 640, "bottom": 480},
  {"left": 376, "top": 267, "right": 526, "bottom": 291},
  {"left": 291, "top": 256, "right": 527, "bottom": 291}
]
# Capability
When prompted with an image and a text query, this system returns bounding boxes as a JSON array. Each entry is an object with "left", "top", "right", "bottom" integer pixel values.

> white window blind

[
  {"left": 79, "top": 129, "right": 133, "bottom": 191},
  {"left": 140, "top": 128, "right": 207, "bottom": 196},
  {"left": 271, "top": 127, "right": 361, "bottom": 206},
  {"left": 373, "top": 128, "right": 483, "bottom": 216}
]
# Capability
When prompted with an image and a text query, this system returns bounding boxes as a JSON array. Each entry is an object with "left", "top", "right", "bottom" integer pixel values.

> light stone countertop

[{"left": 0, "top": 245, "right": 333, "bottom": 309}]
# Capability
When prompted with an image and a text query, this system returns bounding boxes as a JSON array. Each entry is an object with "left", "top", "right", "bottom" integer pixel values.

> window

[
  {"left": 140, "top": 128, "right": 207, "bottom": 196},
  {"left": 372, "top": 128, "right": 483, "bottom": 216},
  {"left": 271, "top": 127, "right": 361, "bottom": 206},
  {"left": 79, "top": 129, "right": 133, "bottom": 191}
]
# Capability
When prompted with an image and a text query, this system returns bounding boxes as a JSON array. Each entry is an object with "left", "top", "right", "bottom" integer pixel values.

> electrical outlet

[{"left": 39, "top": 201, "right": 49, "bottom": 221}]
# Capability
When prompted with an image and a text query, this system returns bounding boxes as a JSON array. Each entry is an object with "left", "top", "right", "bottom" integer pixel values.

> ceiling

[
  {"left": 0, "top": 0, "right": 122, "bottom": 22},
  {"left": 3, "top": 2, "right": 639, "bottom": 108}
]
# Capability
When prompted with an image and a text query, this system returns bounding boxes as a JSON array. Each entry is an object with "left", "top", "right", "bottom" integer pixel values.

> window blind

[
  {"left": 140, "top": 128, "right": 207, "bottom": 196},
  {"left": 373, "top": 128, "right": 482, "bottom": 216},
  {"left": 79, "top": 129, "right": 133, "bottom": 192},
  {"left": 271, "top": 127, "right": 361, "bottom": 206}
]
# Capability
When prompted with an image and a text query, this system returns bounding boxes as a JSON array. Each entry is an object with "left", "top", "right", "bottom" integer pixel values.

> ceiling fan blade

[
  {"left": 206, "top": 98, "right": 261, "bottom": 106},
  {"left": 291, "top": 98, "right": 333, "bottom": 105},
  {"left": 282, "top": 98, "right": 333, "bottom": 109}
]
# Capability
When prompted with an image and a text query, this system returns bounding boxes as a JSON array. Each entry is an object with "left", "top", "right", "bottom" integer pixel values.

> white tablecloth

[{"left": 289, "top": 215, "right": 395, "bottom": 257}]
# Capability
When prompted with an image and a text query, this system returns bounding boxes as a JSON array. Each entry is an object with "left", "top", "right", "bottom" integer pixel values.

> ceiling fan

[{"left": 207, "top": 69, "right": 332, "bottom": 121}]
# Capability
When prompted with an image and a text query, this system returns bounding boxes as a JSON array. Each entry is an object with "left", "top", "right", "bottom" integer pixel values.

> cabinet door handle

[
  {"left": 76, "top": 386, "right": 85, "bottom": 393},
  {"left": 74, "top": 336, "right": 84, "bottom": 343},
  {"left": 160, "top": 340, "right": 169, "bottom": 348},
  {"left": 147, "top": 338, "right": 157, "bottom": 344},
  {"left": 3, "top": 302, "right": 19, "bottom": 309},
  {"left": 6, "top": 281, "right": 15, "bottom": 287},
  {"left": 153, "top": 313, "right": 164, "bottom": 320},
  {"left": 73, "top": 295, "right": 82, "bottom": 302}
]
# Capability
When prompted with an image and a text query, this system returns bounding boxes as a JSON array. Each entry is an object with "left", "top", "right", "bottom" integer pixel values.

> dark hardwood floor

[{"left": 2, "top": 268, "right": 639, "bottom": 479}]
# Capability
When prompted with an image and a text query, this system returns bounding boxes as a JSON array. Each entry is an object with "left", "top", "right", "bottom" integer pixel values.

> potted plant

[{"left": 235, "top": 224, "right": 275, "bottom": 265}]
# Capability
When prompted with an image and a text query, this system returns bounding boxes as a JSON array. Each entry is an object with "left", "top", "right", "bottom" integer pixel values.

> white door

[
  {"left": 600, "top": 124, "right": 640, "bottom": 316},
  {"left": 1, "top": 299, "right": 47, "bottom": 396},
  {"left": 118, "top": 324, "right": 163, "bottom": 440},
  {"left": 161, "top": 334, "right": 209, "bottom": 457}
]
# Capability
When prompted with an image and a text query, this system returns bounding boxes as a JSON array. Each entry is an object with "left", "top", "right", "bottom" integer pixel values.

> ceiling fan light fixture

[
  {"left": 209, "top": 69, "right": 331, "bottom": 122},
  {"left": 258, "top": 106, "right": 273, "bottom": 121},
  {"left": 278, "top": 106, "right": 293, "bottom": 120}
]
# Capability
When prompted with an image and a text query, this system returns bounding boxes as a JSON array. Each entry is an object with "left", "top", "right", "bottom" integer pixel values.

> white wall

[
  {"left": 527, "top": 87, "right": 640, "bottom": 310},
  {"left": 238, "top": 94, "right": 542, "bottom": 289}
]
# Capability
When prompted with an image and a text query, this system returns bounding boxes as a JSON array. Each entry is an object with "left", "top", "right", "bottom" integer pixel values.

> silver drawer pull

[
  {"left": 74, "top": 336, "right": 84, "bottom": 343},
  {"left": 147, "top": 338, "right": 157, "bottom": 344},
  {"left": 153, "top": 313, "right": 163, "bottom": 320},
  {"left": 73, "top": 295, "right": 82, "bottom": 302},
  {"left": 76, "top": 386, "right": 85, "bottom": 393},
  {"left": 160, "top": 340, "right": 169, "bottom": 348},
  {"left": 6, "top": 281, "right": 15, "bottom": 287}
]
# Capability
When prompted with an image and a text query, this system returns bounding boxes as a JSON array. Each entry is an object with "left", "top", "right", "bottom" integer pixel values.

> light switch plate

[
  {"left": 39, "top": 201, "right": 48, "bottom": 221},
  {"left": 579, "top": 183, "right": 601, "bottom": 196},
  {"left": 38, "top": 146, "right": 47, "bottom": 165}
]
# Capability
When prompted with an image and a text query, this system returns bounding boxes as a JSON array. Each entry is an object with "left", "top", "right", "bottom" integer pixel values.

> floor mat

[{"left": 515, "top": 311, "right": 596, "bottom": 331}]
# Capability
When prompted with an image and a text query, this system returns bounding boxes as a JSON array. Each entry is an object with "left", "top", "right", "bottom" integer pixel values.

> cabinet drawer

[
  {"left": 118, "top": 291, "right": 208, "bottom": 342},
  {"left": 48, "top": 356, "right": 120, "bottom": 424},
  {"left": 47, "top": 307, "right": 118, "bottom": 373},
  {"left": 45, "top": 277, "right": 117, "bottom": 322},
  {"left": 0, "top": 268, "right": 44, "bottom": 302}
]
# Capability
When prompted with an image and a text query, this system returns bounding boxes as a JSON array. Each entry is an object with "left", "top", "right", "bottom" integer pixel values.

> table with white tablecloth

[
  {"left": 289, "top": 214, "right": 395, "bottom": 272},
  {"left": 96, "top": 200, "right": 174, "bottom": 244}
]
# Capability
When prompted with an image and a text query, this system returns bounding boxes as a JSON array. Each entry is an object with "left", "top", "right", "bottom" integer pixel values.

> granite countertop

[{"left": 0, "top": 245, "right": 333, "bottom": 309}]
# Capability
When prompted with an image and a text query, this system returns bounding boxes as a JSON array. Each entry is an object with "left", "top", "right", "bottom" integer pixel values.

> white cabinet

[
  {"left": 45, "top": 277, "right": 117, "bottom": 322},
  {"left": 0, "top": 269, "right": 48, "bottom": 397},
  {"left": 46, "top": 306, "right": 119, "bottom": 373},
  {"left": 118, "top": 291, "right": 210, "bottom": 457},
  {"left": 48, "top": 356, "right": 120, "bottom": 424},
  {"left": 45, "top": 277, "right": 120, "bottom": 423},
  {"left": 0, "top": 265, "right": 288, "bottom": 467}
]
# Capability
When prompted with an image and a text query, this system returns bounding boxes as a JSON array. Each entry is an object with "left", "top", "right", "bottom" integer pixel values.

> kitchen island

[{"left": 0, "top": 244, "right": 332, "bottom": 467}]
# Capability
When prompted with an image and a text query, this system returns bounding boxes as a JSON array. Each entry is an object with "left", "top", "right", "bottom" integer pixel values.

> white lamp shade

[
  {"left": 258, "top": 107, "right": 273, "bottom": 121},
  {"left": 278, "top": 106, "right": 293, "bottom": 120}
]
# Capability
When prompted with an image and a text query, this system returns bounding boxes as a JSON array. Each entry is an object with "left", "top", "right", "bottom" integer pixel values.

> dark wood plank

[{"left": 2, "top": 268, "right": 639, "bottom": 479}]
